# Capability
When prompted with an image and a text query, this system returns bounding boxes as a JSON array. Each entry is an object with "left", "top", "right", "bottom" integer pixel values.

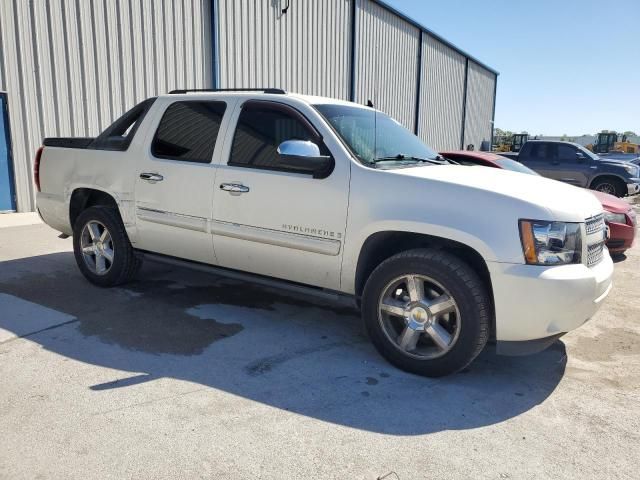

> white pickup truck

[{"left": 36, "top": 89, "right": 613, "bottom": 376}]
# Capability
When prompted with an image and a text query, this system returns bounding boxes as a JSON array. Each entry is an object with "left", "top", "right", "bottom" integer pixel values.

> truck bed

[{"left": 43, "top": 137, "right": 95, "bottom": 149}]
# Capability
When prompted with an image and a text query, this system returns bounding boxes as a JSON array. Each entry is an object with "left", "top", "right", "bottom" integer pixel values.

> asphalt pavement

[{"left": 0, "top": 205, "right": 639, "bottom": 479}]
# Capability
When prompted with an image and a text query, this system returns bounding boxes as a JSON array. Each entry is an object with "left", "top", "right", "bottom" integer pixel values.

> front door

[
  {"left": 546, "top": 143, "right": 591, "bottom": 187},
  {"left": 134, "top": 98, "right": 232, "bottom": 264},
  {"left": 0, "top": 93, "right": 16, "bottom": 212},
  {"left": 211, "top": 99, "right": 350, "bottom": 290}
]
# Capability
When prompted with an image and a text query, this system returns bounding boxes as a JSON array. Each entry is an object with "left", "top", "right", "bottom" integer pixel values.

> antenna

[{"left": 281, "top": 0, "right": 290, "bottom": 14}]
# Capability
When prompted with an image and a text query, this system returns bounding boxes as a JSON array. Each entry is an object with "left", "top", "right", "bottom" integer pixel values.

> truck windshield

[{"left": 314, "top": 104, "right": 440, "bottom": 167}]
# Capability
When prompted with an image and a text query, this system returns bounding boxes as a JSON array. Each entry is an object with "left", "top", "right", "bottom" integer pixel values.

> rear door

[
  {"left": 519, "top": 143, "right": 554, "bottom": 178},
  {"left": 134, "top": 97, "right": 234, "bottom": 264},
  {"left": 211, "top": 99, "right": 350, "bottom": 290}
]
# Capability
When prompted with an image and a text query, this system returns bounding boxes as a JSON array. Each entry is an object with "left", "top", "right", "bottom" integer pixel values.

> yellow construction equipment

[
  {"left": 587, "top": 132, "right": 639, "bottom": 154},
  {"left": 493, "top": 133, "right": 528, "bottom": 152}
]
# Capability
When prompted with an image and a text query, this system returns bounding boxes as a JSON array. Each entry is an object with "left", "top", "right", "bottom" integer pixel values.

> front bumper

[
  {"left": 487, "top": 252, "right": 614, "bottom": 345},
  {"left": 607, "top": 217, "right": 636, "bottom": 253},
  {"left": 627, "top": 180, "right": 640, "bottom": 196}
]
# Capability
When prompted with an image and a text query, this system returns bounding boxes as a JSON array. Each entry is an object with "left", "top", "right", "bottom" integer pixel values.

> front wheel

[
  {"left": 591, "top": 177, "right": 625, "bottom": 197},
  {"left": 361, "top": 249, "right": 491, "bottom": 377},
  {"left": 73, "top": 206, "right": 142, "bottom": 287}
]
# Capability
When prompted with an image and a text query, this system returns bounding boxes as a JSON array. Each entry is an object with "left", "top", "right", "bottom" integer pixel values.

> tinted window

[
  {"left": 229, "top": 103, "right": 318, "bottom": 169},
  {"left": 528, "top": 143, "right": 550, "bottom": 159},
  {"left": 151, "top": 101, "right": 226, "bottom": 163},
  {"left": 557, "top": 144, "right": 576, "bottom": 161}
]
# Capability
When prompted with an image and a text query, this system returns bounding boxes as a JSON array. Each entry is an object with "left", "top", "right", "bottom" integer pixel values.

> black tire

[
  {"left": 591, "top": 177, "right": 626, "bottom": 197},
  {"left": 361, "top": 248, "right": 491, "bottom": 377},
  {"left": 73, "top": 206, "right": 142, "bottom": 287}
]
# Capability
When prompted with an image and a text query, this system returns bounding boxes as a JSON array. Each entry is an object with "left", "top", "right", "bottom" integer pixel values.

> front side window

[
  {"left": 577, "top": 144, "right": 600, "bottom": 160},
  {"left": 556, "top": 144, "right": 576, "bottom": 161},
  {"left": 151, "top": 101, "right": 226, "bottom": 163},
  {"left": 229, "top": 102, "right": 320, "bottom": 170},
  {"left": 314, "top": 104, "right": 439, "bottom": 167}
]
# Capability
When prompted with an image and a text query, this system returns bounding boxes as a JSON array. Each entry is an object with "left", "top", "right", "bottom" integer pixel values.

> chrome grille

[
  {"left": 585, "top": 213, "right": 606, "bottom": 267},
  {"left": 587, "top": 241, "right": 605, "bottom": 267},
  {"left": 585, "top": 213, "right": 605, "bottom": 235}
]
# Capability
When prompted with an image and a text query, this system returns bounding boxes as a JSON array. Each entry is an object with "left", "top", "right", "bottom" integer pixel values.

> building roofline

[{"left": 372, "top": 0, "right": 499, "bottom": 76}]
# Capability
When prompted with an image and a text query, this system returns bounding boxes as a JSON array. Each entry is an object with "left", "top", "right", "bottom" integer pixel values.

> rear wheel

[
  {"left": 73, "top": 206, "right": 142, "bottom": 287},
  {"left": 362, "top": 249, "right": 491, "bottom": 377},
  {"left": 591, "top": 177, "right": 625, "bottom": 197}
]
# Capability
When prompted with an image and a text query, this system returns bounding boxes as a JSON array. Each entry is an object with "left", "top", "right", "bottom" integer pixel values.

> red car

[{"left": 441, "top": 151, "right": 637, "bottom": 255}]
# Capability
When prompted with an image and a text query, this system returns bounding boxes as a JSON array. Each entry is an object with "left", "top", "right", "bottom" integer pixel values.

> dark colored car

[
  {"left": 499, "top": 140, "right": 640, "bottom": 198},
  {"left": 442, "top": 150, "right": 637, "bottom": 255}
]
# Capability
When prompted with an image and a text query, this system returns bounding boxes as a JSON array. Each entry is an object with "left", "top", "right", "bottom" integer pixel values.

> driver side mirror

[
  {"left": 277, "top": 140, "right": 334, "bottom": 179},
  {"left": 576, "top": 152, "right": 586, "bottom": 163}
]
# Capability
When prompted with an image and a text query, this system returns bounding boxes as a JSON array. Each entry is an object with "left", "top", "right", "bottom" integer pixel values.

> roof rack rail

[{"left": 169, "top": 88, "right": 286, "bottom": 95}]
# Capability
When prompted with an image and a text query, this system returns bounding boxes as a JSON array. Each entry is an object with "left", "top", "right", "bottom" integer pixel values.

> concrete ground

[{"left": 0, "top": 205, "right": 639, "bottom": 480}]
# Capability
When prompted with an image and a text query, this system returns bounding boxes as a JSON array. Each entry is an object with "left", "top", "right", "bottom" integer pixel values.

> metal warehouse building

[{"left": 0, "top": 0, "right": 498, "bottom": 213}]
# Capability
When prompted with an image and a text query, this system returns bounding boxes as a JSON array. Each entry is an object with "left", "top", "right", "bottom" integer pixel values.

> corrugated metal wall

[
  {"left": 353, "top": 0, "right": 420, "bottom": 130},
  {"left": 417, "top": 34, "right": 466, "bottom": 151},
  {"left": 216, "top": 0, "right": 352, "bottom": 100},
  {"left": 463, "top": 61, "right": 496, "bottom": 151},
  {"left": 0, "top": 0, "right": 212, "bottom": 212},
  {"left": 1, "top": 0, "right": 497, "bottom": 212}
]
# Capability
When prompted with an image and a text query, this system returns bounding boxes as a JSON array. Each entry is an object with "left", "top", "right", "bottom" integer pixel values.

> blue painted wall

[{"left": 0, "top": 93, "right": 16, "bottom": 211}]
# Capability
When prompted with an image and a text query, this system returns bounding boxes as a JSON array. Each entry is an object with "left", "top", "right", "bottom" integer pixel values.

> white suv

[{"left": 35, "top": 89, "right": 613, "bottom": 376}]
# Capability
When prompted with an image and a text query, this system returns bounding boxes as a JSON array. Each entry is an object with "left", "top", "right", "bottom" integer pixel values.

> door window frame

[
  {"left": 150, "top": 100, "right": 228, "bottom": 164},
  {"left": 226, "top": 99, "right": 334, "bottom": 177}
]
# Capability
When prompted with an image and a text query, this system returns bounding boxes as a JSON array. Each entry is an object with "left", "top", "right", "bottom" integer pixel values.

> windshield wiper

[{"left": 371, "top": 154, "right": 447, "bottom": 165}]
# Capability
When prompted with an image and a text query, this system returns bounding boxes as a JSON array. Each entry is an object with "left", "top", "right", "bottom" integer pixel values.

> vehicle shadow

[{"left": 0, "top": 252, "right": 567, "bottom": 436}]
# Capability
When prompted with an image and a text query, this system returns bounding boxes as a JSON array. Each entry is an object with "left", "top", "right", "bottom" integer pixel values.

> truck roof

[
  {"left": 525, "top": 139, "right": 585, "bottom": 148},
  {"left": 158, "top": 89, "right": 371, "bottom": 110}
]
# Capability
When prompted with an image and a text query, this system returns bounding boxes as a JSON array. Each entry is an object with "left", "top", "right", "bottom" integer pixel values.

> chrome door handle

[
  {"left": 220, "top": 183, "right": 249, "bottom": 193},
  {"left": 140, "top": 172, "right": 164, "bottom": 182}
]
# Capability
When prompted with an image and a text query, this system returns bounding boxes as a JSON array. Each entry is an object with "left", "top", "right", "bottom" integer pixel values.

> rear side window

[
  {"left": 229, "top": 101, "right": 322, "bottom": 170},
  {"left": 528, "top": 143, "right": 550, "bottom": 159},
  {"left": 151, "top": 101, "right": 226, "bottom": 163}
]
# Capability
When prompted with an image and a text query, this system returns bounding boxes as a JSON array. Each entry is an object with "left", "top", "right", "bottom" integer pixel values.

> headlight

[
  {"left": 623, "top": 164, "right": 639, "bottom": 175},
  {"left": 519, "top": 220, "right": 582, "bottom": 265},
  {"left": 604, "top": 212, "right": 626, "bottom": 224}
]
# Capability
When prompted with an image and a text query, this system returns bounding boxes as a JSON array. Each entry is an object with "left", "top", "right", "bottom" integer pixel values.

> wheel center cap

[
  {"left": 406, "top": 305, "right": 431, "bottom": 331},
  {"left": 96, "top": 241, "right": 103, "bottom": 252},
  {"left": 410, "top": 306, "right": 429, "bottom": 324}
]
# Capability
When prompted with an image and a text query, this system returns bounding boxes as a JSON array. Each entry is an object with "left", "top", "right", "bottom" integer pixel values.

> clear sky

[{"left": 385, "top": 0, "right": 640, "bottom": 136}]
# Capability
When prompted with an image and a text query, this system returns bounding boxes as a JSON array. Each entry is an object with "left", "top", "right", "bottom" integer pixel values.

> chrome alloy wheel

[
  {"left": 80, "top": 220, "right": 114, "bottom": 275},
  {"left": 377, "top": 274, "right": 461, "bottom": 359}
]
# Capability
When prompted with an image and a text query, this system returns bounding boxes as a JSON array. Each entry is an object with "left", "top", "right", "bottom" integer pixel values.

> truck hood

[
  {"left": 391, "top": 164, "right": 603, "bottom": 221},
  {"left": 595, "top": 157, "right": 637, "bottom": 167}
]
